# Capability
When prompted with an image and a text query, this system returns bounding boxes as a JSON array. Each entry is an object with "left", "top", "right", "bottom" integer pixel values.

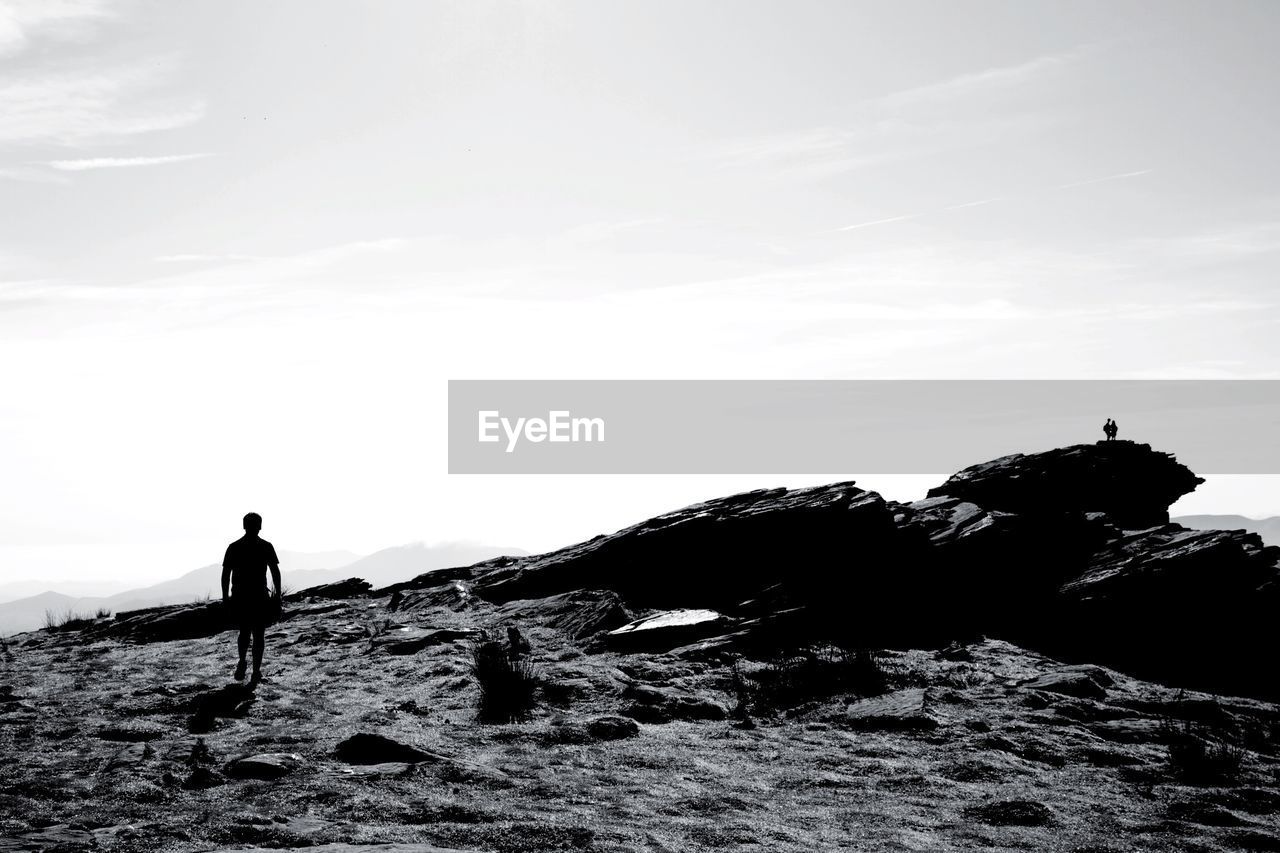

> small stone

[
  {"left": 965, "top": 799, "right": 1054, "bottom": 827},
  {"left": 586, "top": 716, "right": 640, "bottom": 740}
]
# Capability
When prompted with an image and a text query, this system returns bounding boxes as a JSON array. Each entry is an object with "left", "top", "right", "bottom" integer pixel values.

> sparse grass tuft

[
  {"left": 94, "top": 607, "right": 112, "bottom": 619},
  {"left": 42, "top": 608, "right": 95, "bottom": 631},
  {"left": 733, "top": 644, "right": 889, "bottom": 717},
  {"left": 471, "top": 627, "right": 539, "bottom": 723},
  {"left": 1160, "top": 691, "right": 1248, "bottom": 785}
]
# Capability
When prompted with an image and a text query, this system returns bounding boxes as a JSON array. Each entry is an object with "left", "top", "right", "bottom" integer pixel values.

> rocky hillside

[{"left": 1, "top": 440, "right": 1278, "bottom": 852}]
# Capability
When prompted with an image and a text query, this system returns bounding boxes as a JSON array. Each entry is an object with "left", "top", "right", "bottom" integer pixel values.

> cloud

[
  {"left": 46, "top": 152, "right": 211, "bottom": 170},
  {"left": 153, "top": 253, "right": 262, "bottom": 263},
  {"left": 0, "top": 0, "right": 115, "bottom": 57},
  {"left": 834, "top": 196, "right": 1007, "bottom": 232},
  {"left": 714, "top": 47, "right": 1086, "bottom": 179},
  {"left": 0, "top": 56, "right": 203, "bottom": 146},
  {"left": 0, "top": 165, "right": 71, "bottom": 184},
  {"left": 875, "top": 49, "right": 1083, "bottom": 110},
  {"left": 1057, "top": 169, "right": 1152, "bottom": 190}
]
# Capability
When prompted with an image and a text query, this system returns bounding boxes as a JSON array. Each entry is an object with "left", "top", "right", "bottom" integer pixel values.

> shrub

[
  {"left": 1160, "top": 691, "right": 1248, "bottom": 784},
  {"left": 471, "top": 628, "right": 538, "bottom": 723},
  {"left": 1166, "top": 723, "right": 1246, "bottom": 784},
  {"left": 94, "top": 608, "right": 112, "bottom": 619},
  {"left": 735, "top": 644, "right": 889, "bottom": 716}
]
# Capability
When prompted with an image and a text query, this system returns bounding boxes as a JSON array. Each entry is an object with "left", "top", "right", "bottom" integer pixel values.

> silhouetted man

[
  {"left": 221, "top": 512, "right": 281, "bottom": 683},
  {"left": 1103, "top": 418, "right": 1118, "bottom": 441}
]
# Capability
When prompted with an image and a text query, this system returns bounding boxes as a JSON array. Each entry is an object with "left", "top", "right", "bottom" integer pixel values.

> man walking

[{"left": 221, "top": 512, "right": 282, "bottom": 683}]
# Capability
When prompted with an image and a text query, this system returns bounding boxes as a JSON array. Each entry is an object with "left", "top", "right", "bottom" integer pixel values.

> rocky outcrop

[
  {"left": 927, "top": 440, "right": 1203, "bottom": 528},
  {"left": 1047, "top": 524, "right": 1280, "bottom": 696},
  {"left": 491, "top": 590, "right": 634, "bottom": 640},
  {"left": 604, "top": 609, "right": 730, "bottom": 652},
  {"left": 287, "top": 578, "right": 371, "bottom": 601},
  {"left": 473, "top": 483, "right": 904, "bottom": 614},
  {"left": 458, "top": 441, "right": 1277, "bottom": 699}
]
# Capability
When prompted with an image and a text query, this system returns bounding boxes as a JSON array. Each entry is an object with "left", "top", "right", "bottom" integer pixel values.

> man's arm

[
  {"left": 268, "top": 543, "right": 282, "bottom": 598},
  {"left": 221, "top": 558, "right": 232, "bottom": 603}
]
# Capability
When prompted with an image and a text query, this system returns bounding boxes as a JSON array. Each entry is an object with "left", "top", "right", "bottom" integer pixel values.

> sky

[{"left": 2, "top": 0, "right": 1279, "bottom": 586}]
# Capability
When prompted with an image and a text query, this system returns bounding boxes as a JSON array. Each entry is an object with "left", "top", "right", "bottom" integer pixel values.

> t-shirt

[{"left": 223, "top": 536, "right": 280, "bottom": 597}]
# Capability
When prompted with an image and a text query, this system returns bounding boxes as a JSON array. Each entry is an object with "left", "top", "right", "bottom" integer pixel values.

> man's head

[{"left": 243, "top": 512, "right": 262, "bottom": 534}]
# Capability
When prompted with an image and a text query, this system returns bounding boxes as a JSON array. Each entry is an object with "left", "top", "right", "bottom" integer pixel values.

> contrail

[
  {"left": 1056, "top": 169, "right": 1152, "bottom": 190},
  {"left": 832, "top": 169, "right": 1153, "bottom": 235},
  {"left": 835, "top": 214, "right": 918, "bottom": 232},
  {"left": 944, "top": 197, "right": 1004, "bottom": 210},
  {"left": 834, "top": 196, "right": 1002, "bottom": 232}
]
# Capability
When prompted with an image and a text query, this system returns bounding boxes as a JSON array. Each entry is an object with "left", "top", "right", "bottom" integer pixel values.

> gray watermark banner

[{"left": 448, "top": 380, "right": 1280, "bottom": 474}]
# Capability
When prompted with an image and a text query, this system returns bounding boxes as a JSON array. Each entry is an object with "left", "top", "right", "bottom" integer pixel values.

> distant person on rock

[
  {"left": 221, "top": 512, "right": 282, "bottom": 684},
  {"left": 1103, "top": 418, "right": 1118, "bottom": 441}
]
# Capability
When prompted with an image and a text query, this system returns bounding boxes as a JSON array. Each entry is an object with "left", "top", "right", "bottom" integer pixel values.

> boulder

[
  {"left": 334, "top": 733, "right": 443, "bottom": 765},
  {"left": 104, "top": 741, "right": 154, "bottom": 771},
  {"left": 586, "top": 715, "right": 640, "bottom": 740},
  {"left": 844, "top": 688, "right": 939, "bottom": 731},
  {"left": 1018, "top": 670, "right": 1109, "bottom": 701},
  {"left": 226, "top": 753, "right": 304, "bottom": 780}
]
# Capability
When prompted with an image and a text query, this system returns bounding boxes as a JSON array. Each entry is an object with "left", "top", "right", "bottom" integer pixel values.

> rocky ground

[
  {"left": 4, "top": 441, "right": 1279, "bottom": 852},
  {"left": 2, "top": 587, "right": 1278, "bottom": 853}
]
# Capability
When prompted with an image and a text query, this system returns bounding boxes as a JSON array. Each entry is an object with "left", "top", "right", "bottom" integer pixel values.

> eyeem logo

[{"left": 477, "top": 410, "right": 605, "bottom": 453}]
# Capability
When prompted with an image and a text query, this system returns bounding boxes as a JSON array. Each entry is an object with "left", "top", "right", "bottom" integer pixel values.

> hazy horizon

[{"left": 4, "top": 1, "right": 1279, "bottom": 586}]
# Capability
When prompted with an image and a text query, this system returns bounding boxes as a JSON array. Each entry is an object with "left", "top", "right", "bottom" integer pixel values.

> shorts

[{"left": 230, "top": 592, "right": 272, "bottom": 628}]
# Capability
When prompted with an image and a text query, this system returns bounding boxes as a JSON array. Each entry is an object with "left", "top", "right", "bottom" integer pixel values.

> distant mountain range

[
  {"left": 1173, "top": 515, "right": 1280, "bottom": 546},
  {"left": 0, "top": 542, "right": 524, "bottom": 635}
]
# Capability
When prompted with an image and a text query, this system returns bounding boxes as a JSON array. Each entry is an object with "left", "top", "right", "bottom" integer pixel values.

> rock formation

[
  {"left": 926, "top": 440, "right": 1204, "bottom": 528},
  {"left": 40, "top": 440, "right": 1279, "bottom": 699}
]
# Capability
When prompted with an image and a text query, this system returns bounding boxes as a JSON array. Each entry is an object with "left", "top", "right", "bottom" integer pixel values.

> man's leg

[
  {"left": 251, "top": 620, "right": 266, "bottom": 680},
  {"left": 235, "top": 621, "right": 250, "bottom": 680}
]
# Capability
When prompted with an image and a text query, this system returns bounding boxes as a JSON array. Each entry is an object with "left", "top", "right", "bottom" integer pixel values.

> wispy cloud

[
  {"left": 875, "top": 49, "right": 1085, "bottom": 110},
  {"left": 46, "top": 152, "right": 211, "bottom": 171},
  {"left": 0, "top": 56, "right": 203, "bottom": 146},
  {"left": 0, "top": 165, "right": 71, "bottom": 184},
  {"left": 834, "top": 196, "right": 1008, "bottom": 232},
  {"left": 832, "top": 173, "right": 1149, "bottom": 234},
  {"left": 714, "top": 47, "right": 1086, "bottom": 179},
  {"left": 0, "top": 0, "right": 115, "bottom": 57},
  {"left": 153, "top": 253, "right": 263, "bottom": 264},
  {"left": 1057, "top": 169, "right": 1152, "bottom": 190}
]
